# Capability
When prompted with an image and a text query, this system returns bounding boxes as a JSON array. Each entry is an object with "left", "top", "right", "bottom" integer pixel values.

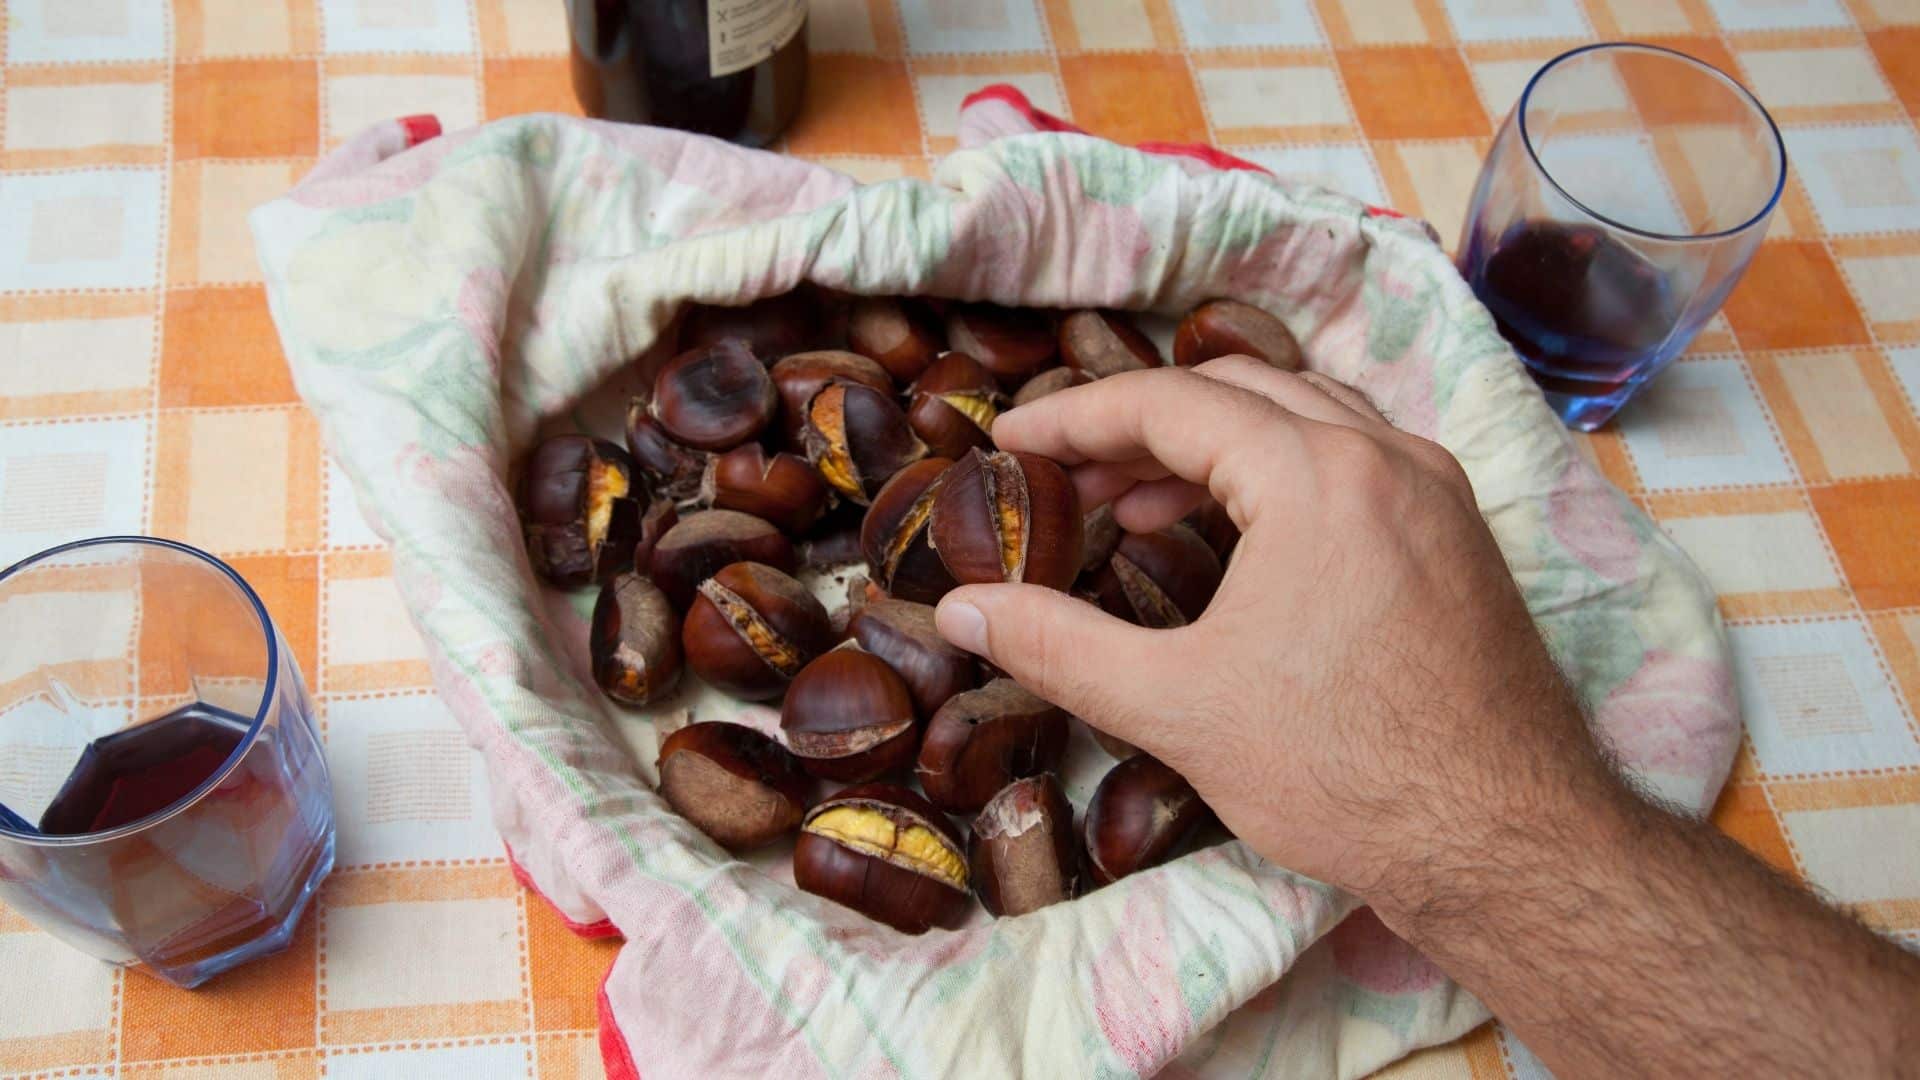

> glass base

[
  {"left": 143, "top": 825, "right": 335, "bottom": 989},
  {"left": 1540, "top": 385, "right": 1635, "bottom": 432}
]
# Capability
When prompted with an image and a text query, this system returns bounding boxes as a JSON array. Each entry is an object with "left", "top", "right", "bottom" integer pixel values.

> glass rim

[
  {"left": 1517, "top": 40, "right": 1787, "bottom": 245},
  {"left": 0, "top": 535, "right": 278, "bottom": 847}
]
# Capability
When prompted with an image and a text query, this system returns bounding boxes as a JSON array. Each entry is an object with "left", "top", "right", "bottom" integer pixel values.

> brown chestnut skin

[
  {"left": 1083, "top": 755, "right": 1211, "bottom": 886},
  {"left": 929, "top": 448, "right": 1084, "bottom": 591},
  {"left": 678, "top": 289, "right": 820, "bottom": 359},
  {"left": 1059, "top": 309, "right": 1160, "bottom": 378},
  {"left": 907, "top": 351, "right": 1003, "bottom": 460},
  {"left": 632, "top": 499, "right": 678, "bottom": 577},
  {"left": 682, "top": 561, "right": 834, "bottom": 699},
  {"left": 970, "top": 774, "right": 1080, "bottom": 917},
  {"left": 1090, "top": 524, "right": 1223, "bottom": 628},
  {"left": 1012, "top": 366, "right": 1092, "bottom": 407},
  {"left": 770, "top": 350, "right": 894, "bottom": 444},
  {"left": 648, "top": 339, "right": 779, "bottom": 452},
  {"left": 801, "top": 380, "right": 928, "bottom": 505},
  {"left": 702, "top": 444, "right": 828, "bottom": 535},
  {"left": 649, "top": 509, "right": 796, "bottom": 611},
  {"left": 915, "top": 678, "right": 1068, "bottom": 814},
  {"left": 780, "top": 646, "right": 921, "bottom": 782},
  {"left": 945, "top": 303, "right": 1056, "bottom": 385},
  {"left": 656, "top": 722, "right": 809, "bottom": 851},
  {"left": 858, "top": 457, "right": 957, "bottom": 604},
  {"left": 1184, "top": 498, "right": 1240, "bottom": 563},
  {"left": 1079, "top": 503, "right": 1120, "bottom": 578},
  {"left": 798, "top": 526, "right": 864, "bottom": 573},
  {"left": 1172, "top": 299, "right": 1303, "bottom": 370},
  {"left": 625, "top": 403, "right": 711, "bottom": 503},
  {"left": 591, "top": 572, "right": 683, "bottom": 706},
  {"left": 849, "top": 598, "right": 978, "bottom": 717},
  {"left": 793, "top": 782, "right": 969, "bottom": 933},
  {"left": 846, "top": 297, "right": 944, "bottom": 383},
  {"left": 519, "top": 435, "right": 642, "bottom": 588}
]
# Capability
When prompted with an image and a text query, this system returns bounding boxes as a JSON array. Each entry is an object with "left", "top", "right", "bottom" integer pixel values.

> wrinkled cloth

[{"left": 252, "top": 92, "right": 1738, "bottom": 1078}]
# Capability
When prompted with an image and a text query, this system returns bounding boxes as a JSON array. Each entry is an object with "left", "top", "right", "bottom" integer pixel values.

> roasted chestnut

[
  {"left": 906, "top": 352, "right": 1003, "bottom": 459},
  {"left": 519, "top": 435, "right": 642, "bottom": 588},
  {"left": 970, "top": 774, "right": 1080, "bottom": 917},
  {"left": 1089, "top": 524, "right": 1222, "bottom": 628},
  {"left": 929, "top": 448, "right": 1083, "bottom": 591},
  {"left": 647, "top": 339, "right": 779, "bottom": 452},
  {"left": 1172, "top": 299, "right": 1303, "bottom": 370},
  {"left": 798, "top": 526, "right": 865, "bottom": 572},
  {"left": 625, "top": 404, "right": 711, "bottom": 504},
  {"left": 849, "top": 598, "right": 978, "bottom": 717},
  {"left": 655, "top": 722, "right": 809, "bottom": 851},
  {"left": 1079, "top": 503, "right": 1120, "bottom": 577},
  {"left": 1012, "top": 366, "right": 1092, "bottom": 407},
  {"left": 915, "top": 678, "right": 1068, "bottom": 813},
  {"left": 1184, "top": 498, "right": 1240, "bottom": 563},
  {"left": 780, "top": 645, "right": 920, "bottom": 782},
  {"left": 858, "top": 457, "right": 957, "bottom": 604},
  {"left": 678, "top": 289, "right": 820, "bottom": 359},
  {"left": 632, "top": 499, "right": 678, "bottom": 576},
  {"left": 769, "top": 350, "right": 894, "bottom": 444},
  {"left": 701, "top": 444, "right": 828, "bottom": 534},
  {"left": 649, "top": 509, "right": 796, "bottom": 612},
  {"left": 1083, "top": 755, "right": 1210, "bottom": 885},
  {"left": 945, "top": 303, "right": 1056, "bottom": 384},
  {"left": 801, "top": 380, "right": 927, "bottom": 504},
  {"left": 1059, "top": 309, "right": 1159, "bottom": 377},
  {"left": 591, "top": 572, "right": 683, "bottom": 706},
  {"left": 793, "top": 782, "right": 969, "bottom": 933},
  {"left": 846, "top": 296, "right": 943, "bottom": 383},
  {"left": 681, "top": 561, "right": 833, "bottom": 699}
]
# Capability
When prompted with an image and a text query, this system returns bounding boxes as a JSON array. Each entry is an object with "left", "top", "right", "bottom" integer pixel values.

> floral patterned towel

[{"left": 252, "top": 89, "right": 1738, "bottom": 1078}]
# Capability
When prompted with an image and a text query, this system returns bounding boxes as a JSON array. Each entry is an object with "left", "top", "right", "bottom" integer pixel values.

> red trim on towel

[
  {"left": 1134, "top": 140, "right": 1270, "bottom": 175},
  {"left": 599, "top": 967, "right": 644, "bottom": 1080},
  {"left": 400, "top": 114, "right": 443, "bottom": 147},
  {"left": 506, "top": 846, "right": 622, "bottom": 939}
]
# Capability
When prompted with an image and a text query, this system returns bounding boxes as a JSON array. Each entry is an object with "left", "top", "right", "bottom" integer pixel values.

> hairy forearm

[{"left": 1369, "top": 735, "right": 1920, "bottom": 1077}]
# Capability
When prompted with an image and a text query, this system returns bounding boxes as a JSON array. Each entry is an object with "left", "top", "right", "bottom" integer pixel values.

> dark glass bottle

[{"left": 568, "top": 0, "right": 809, "bottom": 147}]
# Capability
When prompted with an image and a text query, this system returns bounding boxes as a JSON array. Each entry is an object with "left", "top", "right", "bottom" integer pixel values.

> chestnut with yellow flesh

[
  {"left": 807, "top": 384, "right": 858, "bottom": 497},
  {"left": 792, "top": 783, "right": 969, "bottom": 933},
  {"left": 858, "top": 458, "right": 957, "bottom": 605},
  {"left": 929, "top": 448, "right": 1083, "bottom": 592},
  {"left": 681, "top": 561, "right": 832, "bottom": 700},
  {"left": 906, "top": 351, "right": 1003, "bottom": 460},
  {"left": 802, "top": 380, "right": 928, "bottom": 505},
  {"left": 519, "top": 435, "right": 642, "bottom": 588}
]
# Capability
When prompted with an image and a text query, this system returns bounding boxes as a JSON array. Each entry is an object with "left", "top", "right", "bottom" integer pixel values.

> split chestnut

[{"left": 793, "top": 783, "right": 969, "bottom": 934}]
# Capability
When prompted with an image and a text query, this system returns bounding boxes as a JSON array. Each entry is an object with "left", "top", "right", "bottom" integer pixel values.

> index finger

[{"left": 991, "top": 366, "right": 1302, "bottom": 514}]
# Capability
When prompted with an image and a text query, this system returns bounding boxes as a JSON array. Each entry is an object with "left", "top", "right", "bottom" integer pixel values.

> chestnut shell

[
  {"left": 929, "top": 448, "right": 1084, "bottom": 591},
  {"left": 801, "top": 381, "right": 928, "bottom": 505},
  {"left": 590, "top": 572, "right": 683, "bottom": 707},
  {"left": 945, "top": 303, "right": 1056, "bottom": 385},
  {"left": 649, "top": 509, "right": 796, "bottom": 611},
  {"left": 625, "top": 404, "right": 711, "bottom": 504},
  {"left": 915, "top": 678, "right": 1068, "bottom": 813},
  {"left": 1083, "top": 755, "right": 1211, "bottom": 885},
  {"left": 706, "top": 444, "right": 829, "bottom": 535},
  {"left": 858, "top": 457, "right": 958, "bottom": 604},
  {"left": 1012, "top": 366, "right": 1092, "bottom": 407},
  {"left": 655, "top": 722, "right": 809, "bottom": 851},
  {"left": 1171, "top": 299, "right": 1303, "bottom": 370},
  {"left": 681, "top": 561, "right": 833, "bottom": 699},
  {"left": 770, "top": 350, "right": 894, "bottom": 445},
  {"left": 780, "top": 647, "right": 921, "bottom": 782},
  {"left": 648, "top": 339, "right": 779, "bottom": 452},
  {"left": 970, "top": 773, "right": 1081, "bottom": 917},
  {"left": 1089, "top": 524, "right": 1223, "bottom": 628},
  {"left": 848, "top": 598, "right": 979, "bottom": 717},
  {"left": 1058, "top": 309, "right": 1160, "bottom": 377},
  {"left": 793, "top": 782, "right": 969, "bottom": 934},
  {"left": 519, "top": 434, "right": 641, "bottom": 589},
  {"left": 846, "top": 297, "right": 944, "bottom": 383},
  {"left": 678, "top": 290, "right": 820, "bottom": 359},
  {"left": 906, "top": 351, "right": 1002, "bottom": 460}
]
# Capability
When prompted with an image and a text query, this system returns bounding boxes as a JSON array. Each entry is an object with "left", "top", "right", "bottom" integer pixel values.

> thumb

[{"left": 935, "top": 584, "right": 1174, "bottom": 746}]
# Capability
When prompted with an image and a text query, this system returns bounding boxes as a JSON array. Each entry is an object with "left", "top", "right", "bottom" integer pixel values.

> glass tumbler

[
  {"left": 0, "top": 537, "right": 333, "bottom": 988},
  {"left": 1458, "top": 42, "right": 1785, "bottom": 430}
]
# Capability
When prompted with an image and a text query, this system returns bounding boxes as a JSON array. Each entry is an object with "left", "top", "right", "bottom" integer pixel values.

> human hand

[{"left": 933, "top": 356, "right": 1597, "bottom": 906}]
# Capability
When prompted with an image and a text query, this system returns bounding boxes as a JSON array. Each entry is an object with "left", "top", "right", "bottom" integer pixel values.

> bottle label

[{"left": 709, "top": 0, "right": 807, "bottom": 78}]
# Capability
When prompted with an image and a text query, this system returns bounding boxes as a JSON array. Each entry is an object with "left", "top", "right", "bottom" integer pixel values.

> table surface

[{"left": 4, "top": 0, "right": 1920, "bottom": 1077}]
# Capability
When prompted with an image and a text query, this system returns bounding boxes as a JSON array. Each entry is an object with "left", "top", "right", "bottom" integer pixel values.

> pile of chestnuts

[{"left": 520, "top": 290, "right": 1300, "bottom": 933}]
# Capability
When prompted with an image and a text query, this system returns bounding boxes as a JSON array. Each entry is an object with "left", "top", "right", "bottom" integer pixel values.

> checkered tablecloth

[{"left": 2, "top": 0, "right": 1917, "bottom": 1077}]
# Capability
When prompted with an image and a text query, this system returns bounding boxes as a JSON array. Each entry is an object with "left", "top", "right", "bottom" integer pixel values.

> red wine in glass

[
  {"left": 38, "top": 704, "right": 254, "bottom": 835},
  {"left": 1462, "top": 221, "right": 1687, "bottom": 422}
]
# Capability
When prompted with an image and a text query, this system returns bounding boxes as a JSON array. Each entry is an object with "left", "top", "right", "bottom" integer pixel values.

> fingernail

[{"left": 935, "top": 599, "right": 989, "bottom": 655}]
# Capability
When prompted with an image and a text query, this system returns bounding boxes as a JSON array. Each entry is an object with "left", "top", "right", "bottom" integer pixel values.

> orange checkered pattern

[{"left": 1, "top": 1, "right": 1917, "bottom": 1077}]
